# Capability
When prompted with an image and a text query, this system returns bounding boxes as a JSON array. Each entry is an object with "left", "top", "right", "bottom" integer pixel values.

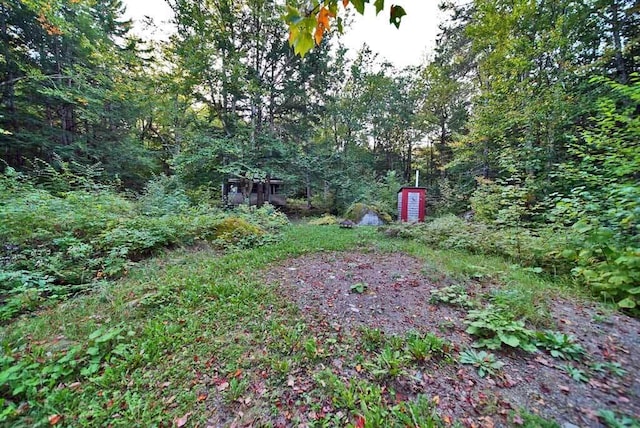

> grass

[
  {"left": 393, "top": 239, "right": 587, "bottom": 327},
  {"left": 0, "top": 224, "right": 587, "bottom": 426}
]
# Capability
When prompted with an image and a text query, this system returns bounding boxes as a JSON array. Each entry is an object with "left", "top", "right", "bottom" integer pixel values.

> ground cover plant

[
  {"left": 381, "top": 215, "right": 640, "bottom": 318},
  {"left": 1, "top": 223, "right": 638, "bottom": 427},
  {"left": 0, "top": 169, "right": 288, "bottom": 321}
]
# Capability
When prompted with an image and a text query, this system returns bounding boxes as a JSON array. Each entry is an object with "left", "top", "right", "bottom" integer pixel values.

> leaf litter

[{"left": 263, "top": 251, "right": 640, "bottom": 427}]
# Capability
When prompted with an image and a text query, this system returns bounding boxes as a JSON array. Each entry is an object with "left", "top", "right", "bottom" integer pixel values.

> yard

[{"left": 2, "top": 224, "right": 638, "bottom": 427}]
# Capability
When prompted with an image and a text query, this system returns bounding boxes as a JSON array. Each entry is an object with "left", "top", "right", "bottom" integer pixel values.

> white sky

[
  {"left": 121, "top": 0, "right": 445, "bottom": 68},
  {"left": 341, "top": 1, "right": 444, "bottom": 67}
]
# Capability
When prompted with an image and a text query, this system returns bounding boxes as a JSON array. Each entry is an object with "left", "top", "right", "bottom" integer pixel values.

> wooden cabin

[{"left": 223, "top": 177, "right": 286, "bottom": 207}]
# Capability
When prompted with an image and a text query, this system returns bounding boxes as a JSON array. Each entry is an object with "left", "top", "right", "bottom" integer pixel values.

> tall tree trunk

[
  {"left": 610, "top": 1, "right": 628, "bottom": 83},
  {"left": 306, "top": 170, "right": 311, "bottom": 209},
  {"left": 405, "top": 139, "right": 412, "bottom": 183},
  {"left": 0, "top": 3, "right": 15, "bottom": 125}
]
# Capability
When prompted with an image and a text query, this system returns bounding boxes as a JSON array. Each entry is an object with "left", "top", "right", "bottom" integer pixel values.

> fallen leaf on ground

[
  {"left": 478, "top": 416, "right": 495, "bottom": 428},
  {"left": 48, "top": 414, "right": 62, "bottom": 425},
  {"left": 174, "top": 412, "right": 192, "bottom": 427}
]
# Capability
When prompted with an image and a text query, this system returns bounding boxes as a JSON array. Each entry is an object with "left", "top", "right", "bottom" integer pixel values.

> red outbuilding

[{"left": 397, "top": 187, "right": 426, "bottom": 222}]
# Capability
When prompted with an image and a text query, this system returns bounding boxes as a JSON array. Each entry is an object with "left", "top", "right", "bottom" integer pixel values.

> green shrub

[
  {"left": 213, "top": 217, "right": 265, "bottom": 244},
  {"left": 308, "top": 214, "right": 338, "bottom": 225},
  {"left": 137, "top": 175, "right": 190, "bottom": 216},
  {"left": 407, "top": 215, "right": 569, "bottom": 273},
  {"left": 0, "top": 187, "right": 133, "bottom": 245},
  {"left": 548, "top": 77, "right": 640, "bottom": 314},
  {"left": 470, "top": 176, "right": 540, "bottom": 226},
  {"left": 286, "top": 197, "right": 313, "bottom": 216},
  {"left": 310, "top": 191, "right": 336, "bottom": 213},
  {"left": 0, "top": 169, "right": 288, "bottom": 320},
  {"left": 569, "top": 245, "right": 640, "bottom": 314},
  {"left": 0, "top": 326, "right": 133, "bottom": 424},
  {"left": 379, "top": 222, "right": 425, "bottom": 239},
  {"left": 384, "top": 209, "right": 639, "bottom": 317},
  {"left": 231, "top": 203, "right": 289, "bottom": 232}
]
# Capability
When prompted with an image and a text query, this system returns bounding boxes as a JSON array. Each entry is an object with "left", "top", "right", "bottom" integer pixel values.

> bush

[
  {"left": 308, "top": 214, "right": 338, "bottom": 225},
  {"left": 470, "top": 176, "right": 539, "bottom": 226},
  {"left": 428, "top": 177, "right": 470, "bottom": 215},
  {"left": 382, "top": 215, "right": 571, "bottom": 273},
  {"left": 384, "top": 212, "right": 640, "bottom": 317},
  {"left": 137, "top": 175, "right": 191, "bottom": 216},
  {"left": 547, "top": 76, "right": 640, "bottom": 313},
  {"left": 0, "top": 170, "right": 288, "bottom": 320},
  {"left": 310, "top": 191, "right": 336, "bottom": 213},
  {"left": 213, "top": 217, "right": 264, "bottom": 245},
  {"left": 231, "top": 203, "right": 289, "bottom": 232}
]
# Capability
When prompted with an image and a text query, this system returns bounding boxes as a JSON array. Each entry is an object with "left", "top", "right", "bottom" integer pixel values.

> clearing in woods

[{"left": 2, "top": 225, "right": 638, "bottom": 427}]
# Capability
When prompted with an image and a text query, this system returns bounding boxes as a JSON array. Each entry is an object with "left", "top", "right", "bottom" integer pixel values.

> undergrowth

[
  {"left": 0, "top": 220, "right": 631, "bottom": 426},
  {"left": 381, "top": 215, "right": 640, "bottom": 317},
  {"left": 0, "top": 169, "right": 288, "bottom": 320}
]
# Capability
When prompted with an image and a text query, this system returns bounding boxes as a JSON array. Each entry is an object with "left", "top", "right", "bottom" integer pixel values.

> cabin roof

[{"left": 227, "top": 177, "right": 284, "bottom": 184}]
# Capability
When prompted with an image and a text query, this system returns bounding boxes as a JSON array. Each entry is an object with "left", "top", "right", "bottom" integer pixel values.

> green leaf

[
  {"left": 498, "top": 333, "right": 520, "bottom": 347},
  {"left": 627, "top": 287, "right": 640, "bottom": 294},
  {"left": 350, "top": 282, "right": 367, "bottom": 293},
  {"left": 465, "top": 326, "right": 479, "bottom": 335},
  {"left": 293, "top": 29, "right": 315, "bottom": 57},
  {"left": 389, "top": 5, "right": 406, "bottom": 29},
  {"left": 88, "top": 329, "right": 103, "bottom": 340},
  {"left": 617, "top": 297, "right": 636, "bottom": 308},
  {"left": 374, "top": 0, "right": 384, "bottom": 14},
  {"left": 283, "top": 6, "right": 303, "bottom": 25},
  {"left": 351, "top": 0, "right": 366, "bottom": 14}
]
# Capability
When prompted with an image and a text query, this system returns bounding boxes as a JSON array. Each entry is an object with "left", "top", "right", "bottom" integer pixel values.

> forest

[{"left": 0, "top": 0, "right": 639, "bottom": 426}]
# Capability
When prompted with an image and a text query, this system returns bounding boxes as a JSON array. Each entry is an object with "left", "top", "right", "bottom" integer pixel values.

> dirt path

[{"left": 265, "top": 251, "right": 640, "bottom": 427}]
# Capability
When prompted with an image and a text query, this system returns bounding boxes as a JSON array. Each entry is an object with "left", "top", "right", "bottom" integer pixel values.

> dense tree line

[{"left": 0, "top": 0, "right": 160, "bottom": 187}]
